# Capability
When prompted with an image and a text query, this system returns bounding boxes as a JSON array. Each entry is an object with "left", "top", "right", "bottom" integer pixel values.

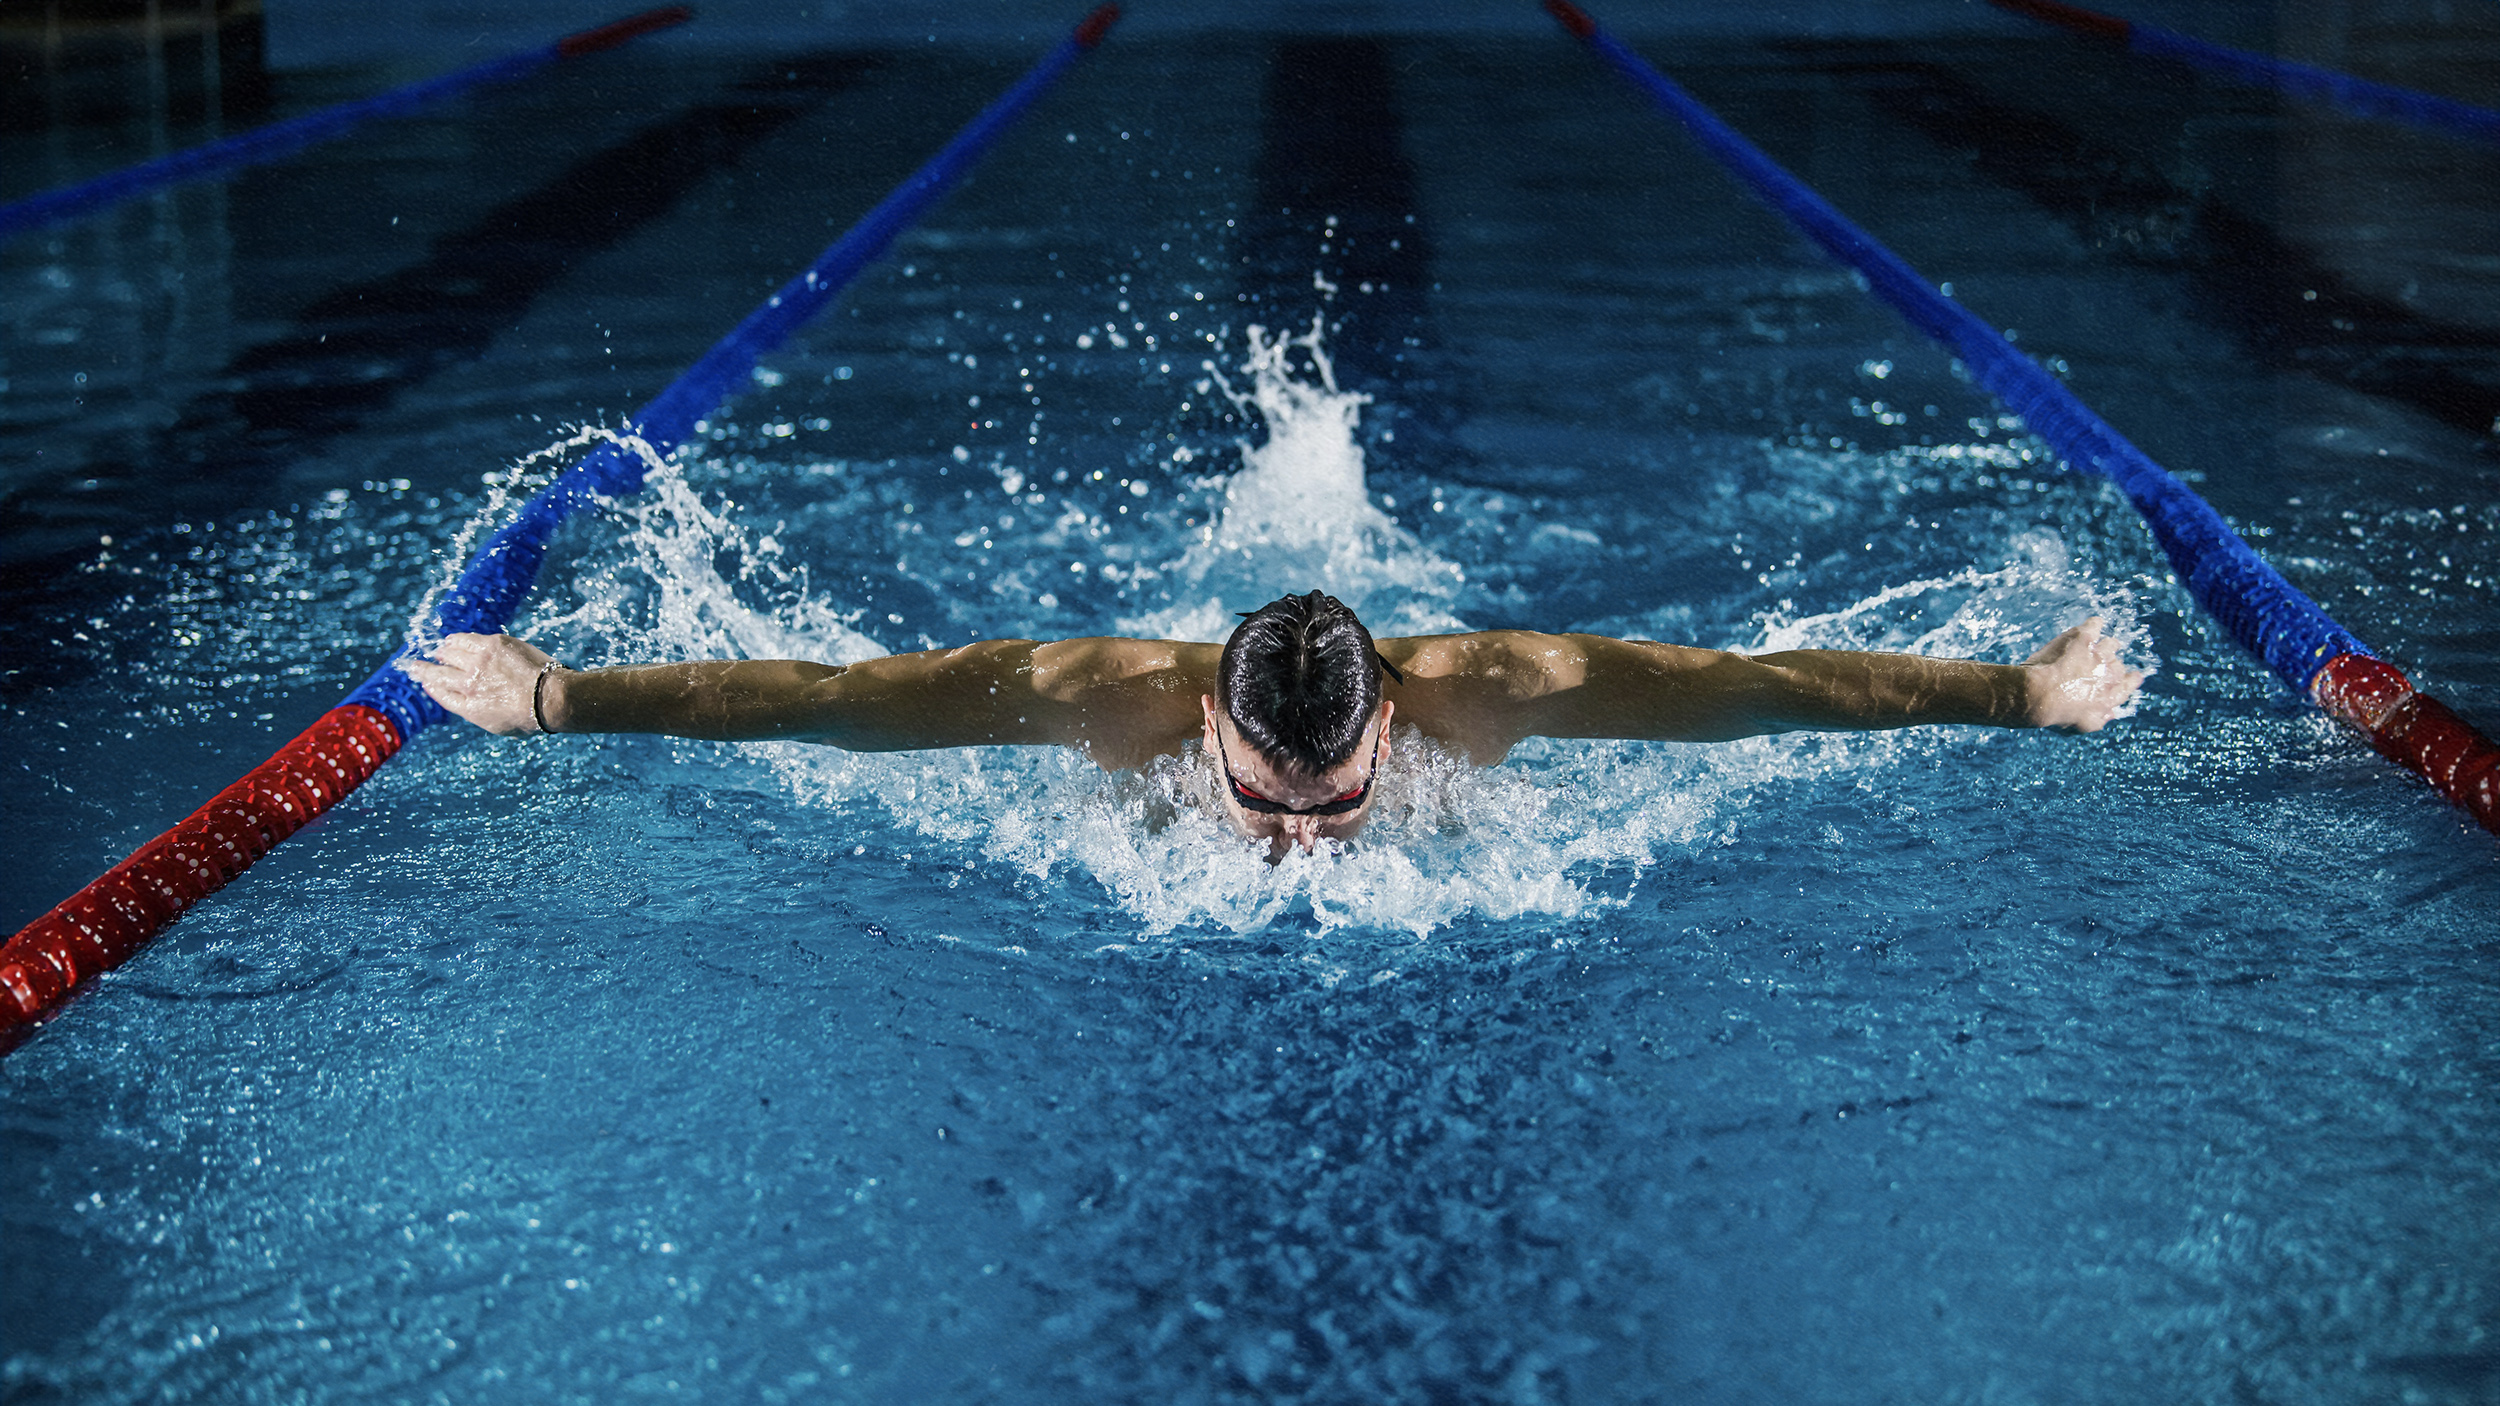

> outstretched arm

[
  {"left": 401, "top": 632, "right": 1213, "bottom": 768},
  {"left": 1386, "top": 618, "right": 2145, "bottom": 761}
]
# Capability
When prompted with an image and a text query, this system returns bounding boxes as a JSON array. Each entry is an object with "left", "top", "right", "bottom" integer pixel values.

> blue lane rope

[
  {"left": 343, "top": 3, "right": 1124, "bottom": 740},
  {"left": 1544, "top": 0, "right": 2370, "bottom": 695},
  {"left": 0, "top": 7, "right": 694, "bottom": 244},
  {"left": 0, "top": 3, "right": 1124, "bottom": 1051},
  {"left": 1991, "top": 0, "right": 2500, "bottom": 150}
]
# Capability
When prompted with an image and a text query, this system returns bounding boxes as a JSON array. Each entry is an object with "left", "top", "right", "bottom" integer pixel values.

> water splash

[
  {"left": 1122, "top": 317, "right": 1464, "bottom": 642},
  {"left": 968, "top": 730, "right": 1698, "bottom": 937},
  {"left": 1747, "top": 527, "right": 2156, "bottom": 693},
  {"left": 529, "top": 457, "right": 883, "bottom": 668},
  {"left": 401, "top": 426, "right": 672, "bottom": 651},
  {"left": 486, "top": 371, "right": 2145, "bottom": 939}
]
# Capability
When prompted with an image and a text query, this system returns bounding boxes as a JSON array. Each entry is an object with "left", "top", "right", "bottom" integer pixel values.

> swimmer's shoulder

[
  {"left": 1028, "top": 636, "right": 1221, "bottom": 699},
  {"left": 1380, "top": 630, "right": 1555, "bottom": 693},
  {"left": 1380, "top": 629, "right": 1701, "bottom": 692},
  {"left": 1378, "top": 631, "right": 1725, "bottom": 761},
  {"left": 1375, "top": 630, "right": 1589, "bottom": 762},
  {"left": 1025, "top": 636, "right": 1220, "bottom": 769}
]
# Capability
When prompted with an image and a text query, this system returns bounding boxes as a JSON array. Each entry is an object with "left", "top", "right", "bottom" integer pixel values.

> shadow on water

[
  {"left": 1773, "top": 39, "right": 2500, "bottom": 444},
  {"left": 1237, "top": 39, "right": 1454, "bottom": 467},
  {"left": 0, "top": 54, "right": 886, "bottom": 566},
  {"left": 0, "top": 54, "right": 885, "bottom": 699}
]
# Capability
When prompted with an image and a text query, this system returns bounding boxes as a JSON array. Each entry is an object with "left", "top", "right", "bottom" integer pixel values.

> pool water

[{"left": 5, "top": 18, "right": 2499, "bottom": 1404}]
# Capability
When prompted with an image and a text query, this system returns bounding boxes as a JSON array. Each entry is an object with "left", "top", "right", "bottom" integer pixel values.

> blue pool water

[{"left": 5, "top": 15, "right": 2499, "bottom": 1403}]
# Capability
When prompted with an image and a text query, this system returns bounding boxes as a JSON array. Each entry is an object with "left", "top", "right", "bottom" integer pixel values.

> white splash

[
  {"left": 404, "top": 426, "right": 672, "bottom": 650},
  {"left": 530, "top": 458, "right": 883, "bottom": 668},
  {"left": 1123, "top": 317, "right": 1464, "bottom": 642},
  {"left": 1747, "top": 528, "right": 2155, "bottom": 674},
  {"left": 965, "top": 729, "right": 1703, "bottom": 937},
  {"left": 496, "top": 364, "right": 2143, "bottom": 940}
]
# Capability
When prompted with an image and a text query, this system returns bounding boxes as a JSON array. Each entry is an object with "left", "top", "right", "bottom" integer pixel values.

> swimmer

[{"left": 405, "top": 590, "right": 2145, "bottom": 855}]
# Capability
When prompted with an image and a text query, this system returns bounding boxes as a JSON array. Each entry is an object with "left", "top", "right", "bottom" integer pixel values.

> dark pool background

[{"left": 5, "top": 3, "right": 2499, "bottom": 1402}]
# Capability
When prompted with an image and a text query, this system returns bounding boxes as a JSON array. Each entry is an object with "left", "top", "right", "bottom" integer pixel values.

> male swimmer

[{"left": 405, "top": 590, "right": 2145, "bottom": 855}]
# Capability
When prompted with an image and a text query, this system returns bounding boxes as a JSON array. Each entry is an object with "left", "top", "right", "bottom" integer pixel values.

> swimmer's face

[{"left": 1201, "top": 695, "right": 1393, "bottom": 857}]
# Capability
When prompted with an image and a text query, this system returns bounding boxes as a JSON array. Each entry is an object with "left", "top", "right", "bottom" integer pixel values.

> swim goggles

[{"left": 1215, "top": 725, "right": 1383, "bottom": 817}]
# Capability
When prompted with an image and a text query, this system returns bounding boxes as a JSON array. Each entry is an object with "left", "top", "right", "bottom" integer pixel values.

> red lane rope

[
  {"left": 2312, "top": 656, "right": 2500, "bottom": 834},
  {"left": 0, "top": 706, "right": 402, "bottom": 1052},
  {"left": 0, "top": 5, "right": 1124, "bottom": 1055},
  {"left": 559, "top": 5, "right": 696, "bottom": 57},
  {"left": 1985, "top": 0, "right": 2132, "bottom": 43}
]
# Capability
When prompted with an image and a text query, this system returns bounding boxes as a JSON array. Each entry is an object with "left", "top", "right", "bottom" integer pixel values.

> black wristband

[{"left": 532, "top": 662, "right": 560, "bottom": 735}]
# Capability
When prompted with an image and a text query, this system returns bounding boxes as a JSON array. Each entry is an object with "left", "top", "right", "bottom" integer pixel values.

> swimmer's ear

[{"left": 1376, "top": 651, "right": 1405, "bottom": 685}]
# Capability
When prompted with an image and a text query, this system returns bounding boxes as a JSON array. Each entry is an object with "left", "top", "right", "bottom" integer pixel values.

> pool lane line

[
  {"left": 0, "top": 7, "right": 694, "bottom": 244},
  {"left": 1542, "top": 0, "right": 2500, "bottom": 840},
  {"left": 1988, "top": 0, "right": 2500, "bottom": 149},
  {"left": 1798, "top": 44, "right": 2500, "bottom": 446},
  {"left": 0, "top": 4, "right": 1126, "bottom": 1054},
  {"left": 0, "top": 51, "right": 881, "bottom": 582}
]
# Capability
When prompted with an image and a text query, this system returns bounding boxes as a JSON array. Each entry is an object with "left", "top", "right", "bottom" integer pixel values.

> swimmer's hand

[
  {"left": 2021, "top": 617, "right": 2146, "bottom": 732},
  {"left": 400, "top": 632, "right": 562, "bottom": 735}
]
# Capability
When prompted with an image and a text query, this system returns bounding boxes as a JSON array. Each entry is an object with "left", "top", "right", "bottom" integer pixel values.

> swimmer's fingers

[
  {"left": 2051, "top": 662, "right": 2148, "bottom": 733},
  {"left": 2020, "top": 615, "right": 2106, "bottom": 670},
  {"left": 399, "top": 632, "right": 555, "bottom": 735},
  {"left": 2024, "top": 616, "right": 2147, "bottom": 732}
]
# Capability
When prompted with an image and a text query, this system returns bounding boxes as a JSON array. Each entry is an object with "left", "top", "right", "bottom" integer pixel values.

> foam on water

[{"left": 481, "top": 329, "right": 2144, "bottom": 939}]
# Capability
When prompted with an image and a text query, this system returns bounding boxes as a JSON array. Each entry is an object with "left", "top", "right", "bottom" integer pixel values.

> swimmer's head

[
  {"left": 1216, "top": 590, "right": 1397, "bottom": 776},
  {"left": 1208, "top": 591, "right": 1403, "bottom": 854}
]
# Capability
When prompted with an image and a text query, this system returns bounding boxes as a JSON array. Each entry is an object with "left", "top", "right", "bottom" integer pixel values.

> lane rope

[
  {"left": 0, "top": 7, "right": 694, "bottom": 243},
  {"left": 0, "top": 4, "right": 1125, "bottom": 1052},
  {"left": 1990, "top": 0, "right": 2500, "bottom": 149},
  {"left": 1544, "top": 0, "right": 2500, "bottom": 838}
]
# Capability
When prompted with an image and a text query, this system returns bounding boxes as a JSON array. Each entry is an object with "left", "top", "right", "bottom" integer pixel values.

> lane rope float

[
  {"left": 1544, "top": 0, "right": 2500, "bottom": 838},
  {"left": 0, "top": 7, "right": 695, "bottom": 243},
  {"left": 1989, "top": 0, "right": 2500, "bottom": 149},
  {"left": 0, "top": 4, "right": 1125, "bottom": 1053}
]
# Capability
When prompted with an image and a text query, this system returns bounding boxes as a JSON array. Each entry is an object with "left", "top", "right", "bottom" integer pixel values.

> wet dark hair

[{"left": 1217, "top": 591, "right": 1402, "bottom": 776}]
